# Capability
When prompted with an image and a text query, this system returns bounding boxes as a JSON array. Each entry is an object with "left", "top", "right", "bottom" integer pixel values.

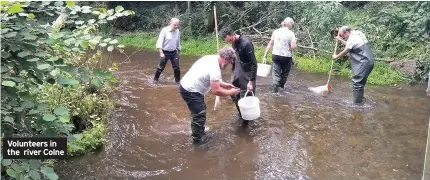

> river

[{"left": 56, "top": 48, "right": 430, "bottom": 180}]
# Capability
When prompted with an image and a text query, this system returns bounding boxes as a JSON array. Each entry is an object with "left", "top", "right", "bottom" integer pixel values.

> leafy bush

[{"left": 1, "top": 1, "right": 133, "bottom": 179}]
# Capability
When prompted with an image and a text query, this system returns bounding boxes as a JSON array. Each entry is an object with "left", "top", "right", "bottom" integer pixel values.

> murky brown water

[{"left": 56, "top": 48, "right": 430, "bottom": 180}]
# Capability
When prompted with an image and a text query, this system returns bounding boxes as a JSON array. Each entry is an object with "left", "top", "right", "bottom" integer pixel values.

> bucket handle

[{"left": 243, "top": 90, "right": 254, "bottom": 98}]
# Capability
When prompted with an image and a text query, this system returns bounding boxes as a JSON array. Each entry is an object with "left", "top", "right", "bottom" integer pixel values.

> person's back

[
  {"left": 180, "top": 55, "right": 220, "bottom": 95},
  {"left": 272, "top": 28, "right": 295, "bottom": 58}
]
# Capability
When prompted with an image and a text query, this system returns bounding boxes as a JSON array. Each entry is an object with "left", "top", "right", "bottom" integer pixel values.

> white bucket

[
  {"left": 257, "top": 58, "right": 271, "bottom": 77},
  {"left": 238, "top": 91, "right": 260, "bottom": 120}
]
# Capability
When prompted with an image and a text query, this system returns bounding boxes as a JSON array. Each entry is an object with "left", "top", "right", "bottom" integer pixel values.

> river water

[{"left": 56, "top": 48, "right": 430, "bottom": 180}]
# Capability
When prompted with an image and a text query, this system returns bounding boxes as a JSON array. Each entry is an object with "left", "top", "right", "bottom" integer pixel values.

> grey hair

[
  {"left": 339, "top": 26, "right": 351, "bottom": 33},
  {"left": 170, "top": 18, "right": 180, "bottom": 23},
  {"left": 281, "top": 17, "right": 295, "bottom": 27},
  {"left": 219, "top": 47, "right": 236, "bottom": 61}
]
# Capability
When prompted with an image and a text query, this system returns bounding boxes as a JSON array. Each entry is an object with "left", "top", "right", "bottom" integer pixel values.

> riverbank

[{"left": 118, "top": 33, "right": 404, "bottom": 85}]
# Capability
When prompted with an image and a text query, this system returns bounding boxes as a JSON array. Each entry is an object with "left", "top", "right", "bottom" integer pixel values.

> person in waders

[
  {"left": 221, "top": 27, "right": 258, "bottom": 124},
  {"left": 179, "top": 47, "right": 240, "bottom": 145},
  {"left": 153, "top": 18, "right": 182, "bottom": 84},
  {"left": 332, "top": 26, "right": 374, "bottom": 104},
  {"left": 426, "top": 71, "right": 430, "bottom": 96},
  {"left": 263, "top": 17, "right": 298, "bottom": 93}
]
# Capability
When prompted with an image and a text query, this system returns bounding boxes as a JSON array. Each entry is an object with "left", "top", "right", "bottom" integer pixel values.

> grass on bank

[{"left": 118, "top": 33, "right": 404, "bottom": 85}]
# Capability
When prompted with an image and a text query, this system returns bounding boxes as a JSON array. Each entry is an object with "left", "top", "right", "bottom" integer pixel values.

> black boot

[
  {"left": 174, "top": 69, "right": 181, "bottom": 83},
  {"left": 353, "top": 90, "right": 364, "bottom": 104},
  {"left": 153, "top": 69, "right": 163, "bottom": 83}
]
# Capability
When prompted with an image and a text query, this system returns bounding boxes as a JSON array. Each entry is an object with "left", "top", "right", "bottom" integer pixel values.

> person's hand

[
  {"left": 332, "top": 54, "right": 337, "bottom": 60},
  {"left": 247, "top": 81, "right": 253, "bottom": 91},
  {"left": 160, "top": 52, "right": 165, "bottom": 59},
  {"left": 223, "top": 83, "right": 236, "bottom": 90},
  {"left": 335, "top": 36, "right": 343, "bottom": 43},
  {"left": 229, "top": 88, "right": 240, "bottom": 96}
]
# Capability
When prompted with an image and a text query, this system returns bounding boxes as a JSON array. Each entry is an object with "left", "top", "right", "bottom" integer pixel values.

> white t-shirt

[
  {"left": 271, "top": 28, "right": 296, "bottom": 57},
  {"left": 180, "top": 55, "right": 222, "bottom": 95},
  {"left": 346, "top": 30, "right": 368, "bottom": 50}
]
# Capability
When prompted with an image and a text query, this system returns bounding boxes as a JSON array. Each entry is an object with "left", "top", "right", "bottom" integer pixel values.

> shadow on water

[{"left": 56, "top": 48, "right": 430, "bottom": 180}]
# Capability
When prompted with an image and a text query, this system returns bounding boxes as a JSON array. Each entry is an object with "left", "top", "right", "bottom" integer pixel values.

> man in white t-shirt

[
  {"left": 332, "top": 26, "right": 375, "bottom": 104},
  {"left": 179, "top": 47, "right": 240, "bottom": 145},
  {"left": 263, "top": 17, "right": 297, "bottom": 93}
]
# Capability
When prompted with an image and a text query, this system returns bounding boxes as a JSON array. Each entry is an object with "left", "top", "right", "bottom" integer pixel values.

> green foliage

[
  {"left": 67, "top": 123, "right": 108, "bottom": 157},
  {"left": 1, "top": 1, "right": 133, "bottom": 179}
]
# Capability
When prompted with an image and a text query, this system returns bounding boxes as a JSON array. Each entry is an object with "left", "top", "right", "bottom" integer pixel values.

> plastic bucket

[
  {"left": 257, "top": 57, "right": 271, "bottom": 77},
  {"left": 238, "top": 91, "right": 260, "bottom": 120},
  {"left": 257, "top": 63, "right": 271, "bottom": 77}
]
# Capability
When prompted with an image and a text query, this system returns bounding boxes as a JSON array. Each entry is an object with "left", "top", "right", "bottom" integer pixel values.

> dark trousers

[
  {"left": 351, "top": 62, "right": 374, "bottom": 103},
  {"left": 231, "top": 82, "right": 256, "bottom": 119},
  {"left": 154, "top": 50, "right": 180, "bottom": 82},
  {"left": 179, "top": 85, "right": 206, "bottom": 141},
  {"left": 272, "top": 55, "right": 292, "bottom": 91}
]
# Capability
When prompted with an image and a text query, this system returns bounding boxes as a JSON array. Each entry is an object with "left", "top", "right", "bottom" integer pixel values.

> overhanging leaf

[
  {"left": 66, "top": 1, "right": 75, "bottom": 8},
  {"left": 42, "top": 114, "right": 56, "bottom": 121},
  {"left": 17, "top": 51, "right": 30, "bottom": 58},
  {"left": 3, "top": 116, "right": 14, "bottom": 123},
  {"left": 37, "top": 64, "right": 51, "bottom": 70},
  {"left": 109, "top": 39, "right": 118, "bottom": 44},
  {"left": 3, "top": 32, "right": 17, "bottom": 38},
  {"left": 29, "top": 170, "right": 41, "bottom": 180},
  {"left": 6, "top": 168, "right": 18, "bottom": 178},
  {"left": 41, "top": 167, "right": 58, "bottom": 180},
  {"left": 22, "top": 101, "right": 35, "bottom": 108},
  {"left": 2, "top": 81, "right": 16, "bottom": 87},
  {"left": 92, "top": 78, "right": 102, "bottom": 88},
  {"left": 50, "top": 69, "right": 60, "bottom": 76},
  {"left": 2, "top": 159, "right": 12, "bottom": 166},
  {"left": 28, "top": 13, "right": 35, "bottom": 19},
  {"left": 58, "top": 77, "right": 79, "bottom": 85},
  {"left": 54, "top": 106, "right": 68, "bottom": 116},
  {"left": 27, "top": 58, "right": 40, "bottom": 62},
  {"left": 115, "top": 6, "right": 124, "bottom": 13},
  {"left": 80, "top": 41, "right": 89, "bottom": 49},
  {"left": 1, "top": 66, "right": 9, "bottom": 73},
  {"left": 7, "top": 3, "right": 24, "bottom": 14},
  {"left": 46, "top": 57, "right": 59, "bottom": 62}
]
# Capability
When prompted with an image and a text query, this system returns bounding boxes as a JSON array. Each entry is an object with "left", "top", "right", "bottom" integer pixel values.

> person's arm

[
  {"left": 290, "top": 32, "right": 297, "bottom": 50},
  {"left": 333, "top": 35, "right": 356, "bottom": 59},
  {"left": 177, "top": 31, "right": 181, "bottom": 56},
  {"left": 332, "top": 47, "right": 349, "bottom": 60},
  {"left": 219, "top": 80, "right": 235, "bottom": 89},
  {"left": 156, "top": 28, "right": 165, "bottom": 57},
  {"left": 263, "top": 33, "right": 275, "bottom": 58},
  {"left": 336, "top": 36, "right": 347, "bottom": 45},
  {"left": 210, "top": 81, "right": 238, "bottom": 96},
  {"left": 245, "top": 42, "right": 258, "bottom": 82}
]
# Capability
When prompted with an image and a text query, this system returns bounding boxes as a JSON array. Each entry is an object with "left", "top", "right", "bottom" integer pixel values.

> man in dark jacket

[
  {"left": 221, "top": 27, "right": 258, "bottom": 123},
  {"left": 332, "top": 26, "right": 374, "bottom": 104}
]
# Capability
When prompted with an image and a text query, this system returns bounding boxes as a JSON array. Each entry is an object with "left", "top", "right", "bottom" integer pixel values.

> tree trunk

[
  {"left": 188, "top": 1, "right": 191, "bottom": 28},
  {"left": 206, "top": 3, "right": 215, "bottom": 33}
]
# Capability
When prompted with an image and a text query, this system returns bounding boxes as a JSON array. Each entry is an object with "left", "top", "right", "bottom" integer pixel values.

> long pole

[
  {"left": 213, "top": 5, "right": 221, "bottom": 110},
  {"left": 422, "top": 116, "right": 430, "bottom": 180}
]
